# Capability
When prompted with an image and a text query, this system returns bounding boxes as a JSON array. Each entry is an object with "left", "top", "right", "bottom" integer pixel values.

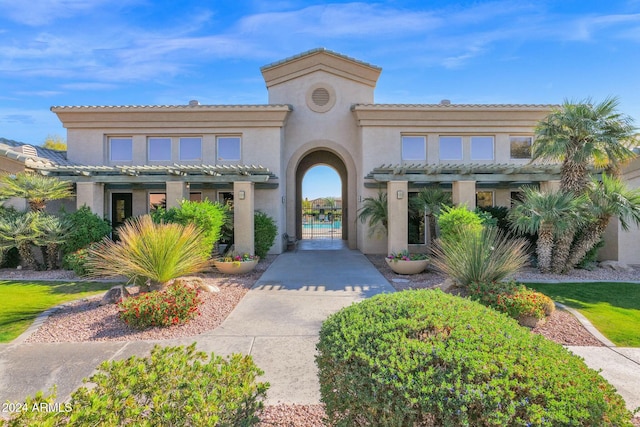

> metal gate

[{"left": 302, "top": 199, "right": 342, "bottom": 240}]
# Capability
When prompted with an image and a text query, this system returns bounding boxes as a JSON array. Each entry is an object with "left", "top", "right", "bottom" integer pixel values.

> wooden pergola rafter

[{"left": 365, "top": 162, "right": 563, "bottom": 184}]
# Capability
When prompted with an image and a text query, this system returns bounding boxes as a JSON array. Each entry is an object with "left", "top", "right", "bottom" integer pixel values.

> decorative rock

[
  {"left": 100, "top": 285, "right": 131, "bottom": 306},
  {"left": 599, "top": 260, "right": 633, "bottom": 272},
  {"left": 518, "top": 315, "right": 546, "bottom": 329},
  {"left": 201, "top": 284, "right": 220, "bottom": 293},
  {"left": 437, "top": 278, "right": 458, "bottom": 293},
  {"left": 392, "top": 279, "right": 410, "bottom": 283}
]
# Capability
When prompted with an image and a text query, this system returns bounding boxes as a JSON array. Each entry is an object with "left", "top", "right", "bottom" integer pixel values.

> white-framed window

[
  {"left": 439, "top": 136, "right": 463, "bottom": 160},
  {"left": 401, "top": 136, "right": 426, "bottom": 161},
  {"left": 217, "top": 136, "right": 241, "bottom": 161},
  {"left": 510, "top": 136, "right": 532, "bottom": 159},
  {"left": 476, "top": 191, "right": 494, "bottom": 207},
  {"left": 179, "top": 137, "right": 202, "bottom": 161},
  {"left": 109, "top": 137, "right": 132, "bottom": 162},
  {"left": 470, "top": 136, "right": 494, "bottom": 160},
  {"left": 148, "top": 137, "right": 172, "bottom": 161}
]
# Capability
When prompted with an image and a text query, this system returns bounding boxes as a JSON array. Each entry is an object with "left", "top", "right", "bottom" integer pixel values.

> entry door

[{"left": 111, "top": 193, "right": 133, "bottom": 239}]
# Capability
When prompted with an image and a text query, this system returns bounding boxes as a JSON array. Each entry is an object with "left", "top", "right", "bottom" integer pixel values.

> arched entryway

[{"left": 295, "top": 150, "right": 348, "bottom": 242}]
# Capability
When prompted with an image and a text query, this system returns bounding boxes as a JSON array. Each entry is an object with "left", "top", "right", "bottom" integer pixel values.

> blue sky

[{"left": 1, "top": 0, "right": 639, "bottom": 199}]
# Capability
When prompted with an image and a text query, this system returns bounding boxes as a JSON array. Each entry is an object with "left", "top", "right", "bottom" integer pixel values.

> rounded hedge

[{"left": 316, "top": 289, "right": 632, "bottom": 426}]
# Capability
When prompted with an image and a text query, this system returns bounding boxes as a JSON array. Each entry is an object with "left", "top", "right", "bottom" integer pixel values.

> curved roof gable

[{"left": 261, "top": 48, "right": 382, "bottom": 88}]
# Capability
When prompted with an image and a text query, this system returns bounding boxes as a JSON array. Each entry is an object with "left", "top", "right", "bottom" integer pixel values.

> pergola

[
  {"left": 364, "top": 162, "right": 564, "bottom": 256},
  {"left": 32, "top": 163, "right": 279, "bottom": 256}
]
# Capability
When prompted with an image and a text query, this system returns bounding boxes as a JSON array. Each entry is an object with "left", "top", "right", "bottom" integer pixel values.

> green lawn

[
  {"left": 0, "top": 280, "right": 115, "bottom": 343},
  {"left": 525, "top": 282, "right": 640, "bottom": 347}
]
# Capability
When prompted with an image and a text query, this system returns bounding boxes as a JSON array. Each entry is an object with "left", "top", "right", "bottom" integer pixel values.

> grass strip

[
  {"left": 525, "top": 281, "right": 640, "bottom": 347},
  {"left": 0, "top": 280, "right": 115, "bottom": 342}
]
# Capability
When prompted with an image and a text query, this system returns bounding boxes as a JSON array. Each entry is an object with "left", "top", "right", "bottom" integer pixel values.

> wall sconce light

[
  {"left": 238, "top": 191, "right": 246, "bottom": 200},
  {"left": 282, "top": 196, "right": 286, "bottom": 204},
  {"left": 186, "top": 182, "right": 190, "bottom": 189},
  {"left": 397, "top": 190, "right": 404, "bottom": 199}
]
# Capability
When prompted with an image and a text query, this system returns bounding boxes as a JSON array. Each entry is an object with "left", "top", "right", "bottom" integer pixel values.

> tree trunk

[
  {"left": 46, "top": 244, "right": 60, "bottom": 270},
  {"left": 18, "top": 242, "right": 39, "bottom": 270},
  {"left": 551, "top": 228, "right": 575, "bottom": 274},
  {"left": 565, "top": 218, "right": 609, "bottom": 270},
  {"left": 536, "top": 226, "right": 554, "bottom": 273},
  {"left": 560, "top": 159, "right": 588, "bottom": 195}
]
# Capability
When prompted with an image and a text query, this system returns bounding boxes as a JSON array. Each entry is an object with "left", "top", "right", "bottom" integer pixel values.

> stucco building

[{"left": 1, "top": 49, "right": 638, "bottom": 263}]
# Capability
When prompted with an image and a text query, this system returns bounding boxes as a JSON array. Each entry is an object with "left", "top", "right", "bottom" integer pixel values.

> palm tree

[
  {"left": 566, "top": 174, "right": 640, "bottom": 270},
  {"left": 0, "top": 212, "right": 44, "bottom": 269},
  {"left": 509, "top": 188, "right": 585, "bottom": 273},
  {"left": 0, "top": 172, "right": 73, "bottom": 212},
  {"left": 533, "top": 97, "right": 636, "bottom": 195},
  {"left": 410, "top": 188, "right": 452, "bottom": 246},
  {"left": 39, "top": 215, "right": 71, "bottom": 270},
  {"left": 357, "top": 191, "right": 388, "bottom": 238}
]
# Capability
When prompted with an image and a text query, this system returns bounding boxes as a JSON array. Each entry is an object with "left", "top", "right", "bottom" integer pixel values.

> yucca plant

[
  {"left": 86, "top": 215, "right": 210, "bottom": 290},
  {"left": 430, "top": 226, "right": 529, "bottom": 287}
]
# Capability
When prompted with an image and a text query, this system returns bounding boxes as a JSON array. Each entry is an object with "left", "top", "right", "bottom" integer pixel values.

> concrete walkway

[
  {"left": 0, "top": 241, "right": 394, "bottom": 408},
  {"left": 1, "top": 242, "right": 639, "bottom": 413}
]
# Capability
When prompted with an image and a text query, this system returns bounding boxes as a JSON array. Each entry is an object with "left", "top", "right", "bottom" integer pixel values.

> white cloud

[{"left": 0, "top": 0, "right": 138, "bottom": 26}]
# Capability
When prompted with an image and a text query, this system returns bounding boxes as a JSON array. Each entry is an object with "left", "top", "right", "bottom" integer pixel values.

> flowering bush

[
  {"left": 221, "top": 252, "right": 259, "bottom": 264},
  {"left": 467, "top": 280, "right": 555, "bottom": 320},
  {"left": 118, "top": 281, "right": 202, "bottom": 329},
  {"left": 386, "top": 250, "right": 428, "bottom": 261},
  {"left": 63, "top": 247, "right": 91, "bottom": 276}
]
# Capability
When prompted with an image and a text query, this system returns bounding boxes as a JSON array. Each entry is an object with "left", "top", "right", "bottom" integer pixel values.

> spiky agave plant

[
  {"left": 430, "top": 226, "right": 529, "bottom": 287},
  {"left": 86, "top": 215, "right": 210, "bottom": 290}
]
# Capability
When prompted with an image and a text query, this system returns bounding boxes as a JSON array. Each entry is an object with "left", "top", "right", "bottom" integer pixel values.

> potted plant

[
  {"left": 213, "top": 252, "right": 259, "bottom": 274},
  {"left": 385, "top": 250, "right": 429, "bottom": 274}
]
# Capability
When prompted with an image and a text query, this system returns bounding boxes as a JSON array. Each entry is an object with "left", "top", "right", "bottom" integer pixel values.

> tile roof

[
  {"left": 353, "top": 103, "right": 557, "bottom": 109},
  {"left": 0, "top": 137, "right": 75, "bottom": 166},
  {"left": 50, "top": 104, "right": 292, "bottom": 111},
  {"left": 260, "top": 47, "right": 382, "bottom": 71}
]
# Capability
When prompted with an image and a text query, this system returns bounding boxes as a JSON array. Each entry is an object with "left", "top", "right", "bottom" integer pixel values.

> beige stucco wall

[{"left": 600, "top": 157, "right": 640, "bottom": 265}]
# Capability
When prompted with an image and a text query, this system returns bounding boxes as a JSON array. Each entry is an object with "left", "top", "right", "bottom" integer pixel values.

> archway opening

[
  {"left": 302, "top": 165, "right": 342, "bottom": 240},
  {"left": 295, "top": 150, "right": 348, "bottom": 243}
]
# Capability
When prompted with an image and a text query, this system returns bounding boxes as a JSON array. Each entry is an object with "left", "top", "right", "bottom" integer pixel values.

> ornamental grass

[
  {"left": 431, "top": 226, "right": 529, "bottom": 287},
  {"left": 86, "top": 215, "right": 210, "bottom": 289}
]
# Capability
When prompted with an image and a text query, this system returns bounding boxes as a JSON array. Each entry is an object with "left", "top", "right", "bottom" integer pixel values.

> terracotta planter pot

[
  {"left": 385, "top": 258, "right": 428, "bottom": 275},
  {"left": 213, "top": 259, "right": 259, "bottom": 274}
]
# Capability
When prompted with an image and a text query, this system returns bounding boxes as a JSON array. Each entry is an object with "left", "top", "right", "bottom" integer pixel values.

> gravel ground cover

[{"left": 2, "top": 255, "right": 639, "bottom": 426}]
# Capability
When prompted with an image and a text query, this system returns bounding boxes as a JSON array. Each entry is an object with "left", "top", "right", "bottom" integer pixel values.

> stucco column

[
  {"left": 452, "top": 181, "right": 477, "bottom": 209},
  {"left": 234, "top": 181, "right": 255, "bottom": 255},
  {"left": 540, "top": 180, "right": 561, "bottom": 193},
  {"left": 165, "top": 181, "right": 188, "bottom": 209},
  {"left": 387, "top": 181, "right": 408, "bottom": 255},
  {"left": 76, "top": 182, "right": 105, "bottom": 215}
]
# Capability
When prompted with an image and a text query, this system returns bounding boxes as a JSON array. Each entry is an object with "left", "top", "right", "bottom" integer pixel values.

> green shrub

[
  {"left": 118, "top": 280, "right": 202, "bottom": 329},
  {"left": 6, "top": 343, "right": 269, "bottom": 426},
  {"left": 62, "top": 247, "right": 91, "bottom": 276},
  {"left": 61, "top": 206, "right": 111, "bottom": 256},
  {"left": 254, "top": 211, "right": 277, "bottom": 259},
  {"left": 437, "top": 204, "right": 483, "bottom": 242},
  {"left": 316, "top": 290, "right": 632, "bottom": 426},
  {"left": 86, "top": 215, "right": 210, "bottom": 289},
  {"left": 151, "top": 199, "right": 225, "bottom": 257},
  {"left": 430, "top": 226, "right": 529, "bottom": 287},
  {"left": 467, "top": 280, "right": 555, "bottom": 320}
]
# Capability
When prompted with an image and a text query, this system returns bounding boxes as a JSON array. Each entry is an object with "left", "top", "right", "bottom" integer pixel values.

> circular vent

[
  {"left": 306, "top": 84, "right": 336, "bottom": 113},
  {"left": 311, "top": 88, "right": 330, "bottom": 106}
]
